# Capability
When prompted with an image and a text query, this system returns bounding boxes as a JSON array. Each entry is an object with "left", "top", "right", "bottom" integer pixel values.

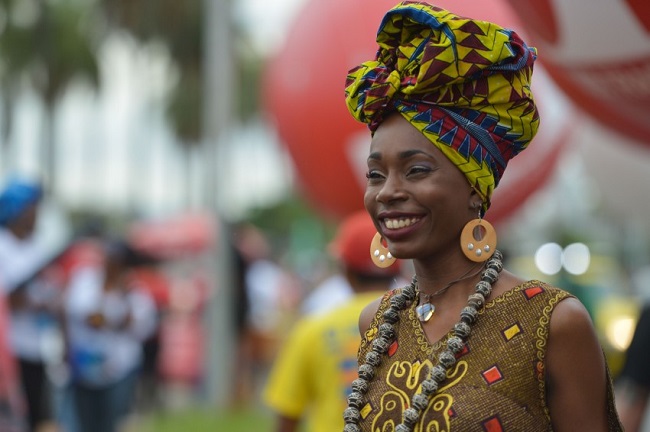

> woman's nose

[{"left": 375, "top": 175, "right": 407, "bottom": 203}]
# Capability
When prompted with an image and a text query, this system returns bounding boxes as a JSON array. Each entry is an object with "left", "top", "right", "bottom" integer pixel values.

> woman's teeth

[{"left": 384, "top": 218, "right": 419, "bottom": 229}]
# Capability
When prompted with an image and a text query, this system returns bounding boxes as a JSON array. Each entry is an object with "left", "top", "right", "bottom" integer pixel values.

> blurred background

[{"left": 0, "top": 0, "right": 649, "bottom": 430}]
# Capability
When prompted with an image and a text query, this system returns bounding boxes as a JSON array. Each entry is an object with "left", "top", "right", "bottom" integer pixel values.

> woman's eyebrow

[
  {"left": 368, "top": 149, "right": 434, "bottom": 161},
  {"left": 398, "top": 149, "right": 434, "bottom": 160}
]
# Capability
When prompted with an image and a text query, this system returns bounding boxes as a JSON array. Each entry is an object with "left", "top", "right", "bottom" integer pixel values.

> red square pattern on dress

[
  {"left": 482, "top": 365, "right": 504, "bottom": 385},
  {"left": 523, "top": 286, "right": 544, "bottom": 300},
  {"left": 482, "top": 415, "right": 504, "bottom": 432},
  {"left": 388, "top": 340, "right": 398, "bottom": 357}
]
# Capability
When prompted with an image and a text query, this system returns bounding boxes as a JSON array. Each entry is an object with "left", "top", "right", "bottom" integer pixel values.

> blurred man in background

[
  {"left": 263, "top": 211, "right": 407, "bottom": 432},
  {"left": 616, "top": 303, "right": 650, "bottom": 431}
]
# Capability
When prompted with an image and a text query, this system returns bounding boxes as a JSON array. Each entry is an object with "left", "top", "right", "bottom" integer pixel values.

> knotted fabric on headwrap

[
  {"left": 345, "top": 1, "right": 539, "bottom": 209},
  {"left": 0, "top": 177, "right": 43, "bottom": 226}
]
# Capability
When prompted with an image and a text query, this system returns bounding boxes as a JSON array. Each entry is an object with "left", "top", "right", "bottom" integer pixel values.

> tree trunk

[{"left": 42, "top": 107, "right": 56, "bottom": 196}]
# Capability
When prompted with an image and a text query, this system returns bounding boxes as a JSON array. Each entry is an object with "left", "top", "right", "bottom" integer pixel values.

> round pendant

[{"left": 416, "top": 303, "right": 435, "bottom": 322}]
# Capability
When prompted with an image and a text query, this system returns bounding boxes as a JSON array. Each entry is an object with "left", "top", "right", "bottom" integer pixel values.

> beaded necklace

[{"left": 342, "top": 250, "right": 504, "bottom": 432}]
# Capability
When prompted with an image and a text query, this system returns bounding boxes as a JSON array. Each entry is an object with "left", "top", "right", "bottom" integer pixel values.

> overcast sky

[{"left": 235, "top": 0, "right": 309, "bottom": 56}]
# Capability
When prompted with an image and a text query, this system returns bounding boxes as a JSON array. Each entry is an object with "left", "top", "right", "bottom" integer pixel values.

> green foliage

[
  {"left": 239, "top": 194, "right": 339, "bottom": 271},
  {"left": 0, "top": 0, "right": 264, "bottom": 189},
  {"left": 237, "top": 54, "right": 263, "bottom": 122},
  {"left": 0, "top": 0, "right": 101, "bottom": 188},
  {"left": 99, "top": 0, "right": 207, "bottom": 145},
  {"left": 165, "top": 67, "right": 202, "bottom": 144},
  {"left": 244, "top": 194, "right": 329, "bottom": 240},
  {"left": 0, "top": 0, "right": 100, "bottom": 104}
]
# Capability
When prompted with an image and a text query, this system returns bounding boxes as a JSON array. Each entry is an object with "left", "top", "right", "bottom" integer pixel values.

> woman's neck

[{"left": 413, "top": 249, "right": 481, "bottom": 286}]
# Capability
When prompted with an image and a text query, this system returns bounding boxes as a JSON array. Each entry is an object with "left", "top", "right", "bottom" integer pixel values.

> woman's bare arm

[{"left": 546, "top": 297, "right": 610, "bottom": 431}]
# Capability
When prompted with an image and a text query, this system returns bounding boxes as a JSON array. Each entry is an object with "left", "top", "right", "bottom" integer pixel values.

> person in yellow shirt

[{"left": 263, "top": 211, "right": 406, "bottom": 432}]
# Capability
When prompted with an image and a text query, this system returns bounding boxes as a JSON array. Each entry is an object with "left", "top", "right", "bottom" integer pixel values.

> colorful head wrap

[
  {"left": 345, "top": 1, "right": 539, "bottom": 210},
  {"left": 0, "top": 177, "right": 43, "bottom": 226}
]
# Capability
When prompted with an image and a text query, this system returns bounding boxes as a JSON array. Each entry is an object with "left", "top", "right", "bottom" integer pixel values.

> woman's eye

[
  {"left": 407, "top": 166, "right": 431, "bottom": 176},
  {"left": 366, "top": 170, "right": 384, "bottom": 180}
]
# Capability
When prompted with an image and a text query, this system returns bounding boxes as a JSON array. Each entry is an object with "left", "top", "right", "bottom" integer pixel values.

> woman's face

[{"left": 364, "top": 114, "right": 477, "bottom": 261}]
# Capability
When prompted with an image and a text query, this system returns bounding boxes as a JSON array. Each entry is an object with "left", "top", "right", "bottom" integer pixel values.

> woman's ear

[{"left": 468, "top": 187, "right": 482, "bottom": 210}]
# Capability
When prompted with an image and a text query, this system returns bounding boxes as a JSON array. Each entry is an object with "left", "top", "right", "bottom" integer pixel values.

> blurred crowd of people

[
  {"left": 0, "top": 176, "right": 170, "bottom": 432},
  {"left": 0, "top": 173, "right": 355, "bottom": 432}
]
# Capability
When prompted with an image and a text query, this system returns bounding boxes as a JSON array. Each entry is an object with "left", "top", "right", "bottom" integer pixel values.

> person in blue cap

[
  {"left": 0, "top": 177, "right": 43, "bottom": 241},
  {"left": 0, "top": 176, "right": 61, "bottom": 431}
]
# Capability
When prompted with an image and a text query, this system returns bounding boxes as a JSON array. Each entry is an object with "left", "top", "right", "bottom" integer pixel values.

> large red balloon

[
  {"left": 504, "top": 0, "right": 650, "bottom": 145},
  {"left": 263, "top": 0, "right": 389, "bottom": 220},
  {"left": 264, "top": 0, "right": 572, "bottom": 223}
]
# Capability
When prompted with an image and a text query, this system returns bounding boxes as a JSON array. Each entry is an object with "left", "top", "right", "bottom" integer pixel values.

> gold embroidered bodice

[{"left": 356, "top": 281, "right": 622, "bottom": 431}]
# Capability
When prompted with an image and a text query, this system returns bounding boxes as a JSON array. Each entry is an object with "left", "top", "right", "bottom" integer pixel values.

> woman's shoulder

[
  {"left": 521, "top": 280, "right": 574, "bottom": 298},
  {"left": 358, "top": 287, "right": 400, "bottom": 336},
  {"left": 491, "top": 271, "right": 574, "bottom": 303},
  {"left": 502, "top": 279, "right": 592, "bottom": 336}
]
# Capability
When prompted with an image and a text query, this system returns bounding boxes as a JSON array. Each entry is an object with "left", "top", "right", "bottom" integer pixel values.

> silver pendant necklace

[
  {"left": 415, "top": 263, "right": 486, "bottom": 323},
  {"left": 415, "top": 295, "right": 436, "bottom": 322}
]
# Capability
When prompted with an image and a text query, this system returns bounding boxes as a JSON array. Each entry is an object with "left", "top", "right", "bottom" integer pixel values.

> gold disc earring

[
  {"left": 370, "top": 232, "right": 396, "bottom": 268},
  {"left": 460, "top": 211, "right": 497, "bottom": 263}
]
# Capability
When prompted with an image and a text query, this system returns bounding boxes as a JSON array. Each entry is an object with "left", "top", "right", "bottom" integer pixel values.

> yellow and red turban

[{"left": 345, "top": 1, "right": 539, "bottom": 210}]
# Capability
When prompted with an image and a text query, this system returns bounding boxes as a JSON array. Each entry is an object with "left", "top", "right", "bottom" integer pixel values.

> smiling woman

[{"left": 341, "top": 2, "right": 623, "bottom": 431}]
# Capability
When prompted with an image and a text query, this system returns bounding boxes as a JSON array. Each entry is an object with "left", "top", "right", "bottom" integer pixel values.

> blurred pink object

[{"left": 128, "top": 213, "right": 216, "bottom": 259}]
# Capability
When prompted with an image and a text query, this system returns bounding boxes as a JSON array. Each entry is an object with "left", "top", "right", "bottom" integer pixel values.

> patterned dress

[{"left": 357, "top": 281, "right": 622, "bottom": 431}]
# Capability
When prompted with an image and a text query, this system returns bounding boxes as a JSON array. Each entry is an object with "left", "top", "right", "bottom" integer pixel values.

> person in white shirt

[
  {"left": 0, "top": 176, "right": 63, "bottom": 432},
  {"left": 64, "top": 239, "right": 156, "bottom": 432}
]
